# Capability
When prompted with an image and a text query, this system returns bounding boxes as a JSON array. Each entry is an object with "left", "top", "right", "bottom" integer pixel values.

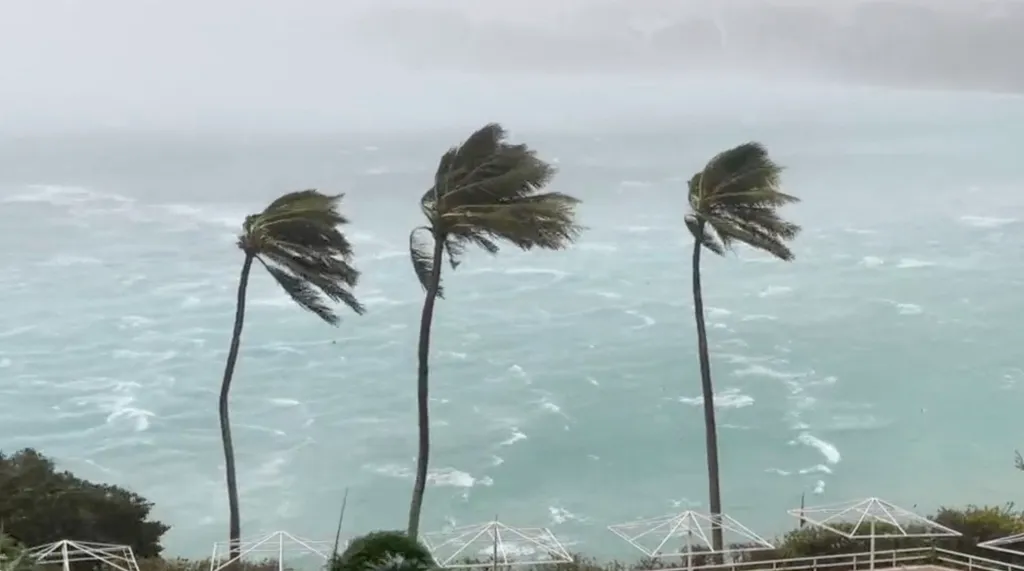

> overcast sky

[{"left": 1, "top": 0, "right": 1018, "bottom": 134}]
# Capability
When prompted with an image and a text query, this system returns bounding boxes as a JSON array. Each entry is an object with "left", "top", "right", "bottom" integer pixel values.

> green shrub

[
  {"left": 0, "top": 449, "right": 168, "bottom": 557},
  {"left": 329, "top": 531, "right": 434, "bottom": 571}
]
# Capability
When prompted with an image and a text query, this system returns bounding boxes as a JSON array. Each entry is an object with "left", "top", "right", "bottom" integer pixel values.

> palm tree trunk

[
  {"left": 220, "top": 253, "right": 254, "bottom": 565},
  {"left": 691, "top": 224, "right": 724, "bottom": 553},
  {"left": 408, "top": 237, "right": 445, "bottom": 539}
]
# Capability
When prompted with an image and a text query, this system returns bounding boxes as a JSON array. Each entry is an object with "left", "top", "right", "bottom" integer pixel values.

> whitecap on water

[
  {"left": 896, "top": 303, "right": 923, "bottom": 315},
  {"left": 623, "top": 309, "right": 655, "bottom": 329},
  {"left": 37, "top": 254, "right": 103, "bottom": 267},
  {"left": 734, "top": 364, "right": 805, "bottom": 380},
  {"left": 364, "top": 464, "right": 492, "bottom": 488},
  {"left": 5, "top": 184, "right": 133, "bottom": 207},
  {"left": 679, "top": 387, "right": 754, "bottom": 409},
  {"left": 795, "top": 432, "right": 842, "bottom": 465},
  {"left": 959, "top": 215, "right": 1017, "bottom": 228},
  {"left": 798, "top": 464, "right": 833, "bottom": 475},
  {"left": 106, "top": 406, "right": 155, "bottom": 432},
  {"left": 548, "top": 505, "right": 581, "bottom": 524},
  {"left": 758, "top": 285, "right": 793, "bottom": 297},
  {"left": 860, "top": 256, "right": 884, "bottom": 267},
  {"left": 896, "top": 258, "right": 935, "bottom": 269},
  {"left": 498, "top": 428, "right": 527, "bottom": 446},
  {"left": 740, "top": 314, "right": 777, "bottom": 322}
]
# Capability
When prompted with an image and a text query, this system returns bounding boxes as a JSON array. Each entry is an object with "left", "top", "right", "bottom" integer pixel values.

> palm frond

[
  {"left": 417, "top": 123, "right": 583, "bottom": 271},
  {"left": 426, "top": 124, "right": 558, "bottom": 214},
  {"left": 688, "top": 142, "right": 801, "bottom": 259},
  {"left": 442, "top": 192, "right": 582, "bottom": 252},
  {"left": 240, "top": 190, "right": 365, "bottom": 323},
  {"left": 684, "top": 215, "right": 724, "bottom": 256},
  {"left": 694, "top": 142, "right": 790, "bottom": 206},
  {"left": 408, "top": 227, "right": 443, "bottom": 298}
]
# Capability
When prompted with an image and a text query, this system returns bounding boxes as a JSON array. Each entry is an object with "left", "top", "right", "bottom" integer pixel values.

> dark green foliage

[
  {"left": 0, "top": 449, "right": 168, "bottom": 556},
  {"left": 240, "top": 189, "right": 365, "bottom": 324},
  {"left": 685, "top": 142, "right": 801, "bottom": 260},
  {"left": 409, "top": 123, "right": 583, "bottom": 297},
  {"left": 0, "top": 532, "right": 33, "bottom": 571},
  {"left": 932, "top": 504, "right": 1024, "bottom": 555},
  {"left": 330, "top": 531, "right": 434, "bottom": 571}
]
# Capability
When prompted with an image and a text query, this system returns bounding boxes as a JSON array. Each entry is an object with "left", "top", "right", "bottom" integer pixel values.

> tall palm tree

[
  {"left": 406, "top": 123, "right": 583, "bottom": 538},
  {"left": 219, "top": 190, "right": 365, "bottom": 561},
  {"left": 684, "top": 142, "right": 800, "bottom": 552}
]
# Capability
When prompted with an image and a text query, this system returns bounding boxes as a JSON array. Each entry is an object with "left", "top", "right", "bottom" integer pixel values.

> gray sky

[{"left": 3, "top": 0, "right": 1022, "bottom": 133}]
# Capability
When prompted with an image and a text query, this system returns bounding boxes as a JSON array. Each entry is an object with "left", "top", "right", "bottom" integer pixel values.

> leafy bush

[
  {"left": 330, "top": 531, "right": 434, "bottom": 571},
  {"left": 0, "top": 448, "right": 169, "bottom": 556}
]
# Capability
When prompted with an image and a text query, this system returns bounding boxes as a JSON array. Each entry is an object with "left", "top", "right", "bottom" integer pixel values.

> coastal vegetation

[
  {"left": 218, "top": 190, "right": 366, "bottom": 559},
  {"left": 684, "top": 143, "right": 801, "bottom": 551},
  {"left": 405, "top": 123, "right": 582, "bottom": 537},
  {"left": 3, "top": 450, "right": 1023, "bottom": 570}
]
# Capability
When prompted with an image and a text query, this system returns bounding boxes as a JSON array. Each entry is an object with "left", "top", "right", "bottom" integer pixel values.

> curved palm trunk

[
  {"left": 408, "top": 237, "right": 445, "bottom": 538},
  {"left": 691, "top": 224, "right": 724, "bottom": 553},
  {"left": 220, "top": 253, "right": 254, "bottom": 564}
]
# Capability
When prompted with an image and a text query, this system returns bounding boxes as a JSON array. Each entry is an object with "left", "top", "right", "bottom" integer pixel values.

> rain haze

[{"left": 4, "top": 0, "right": 1024, "bottom": 133}]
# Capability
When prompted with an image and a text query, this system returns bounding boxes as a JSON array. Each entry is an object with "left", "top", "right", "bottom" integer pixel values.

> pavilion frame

[
  {"left": 788, "top": 497, "right": 962, "bottom": 571},
  {"left": 209, "top": 530, "right": 334, "bottom": 571},
  {"left": 608, "top": 510, "right": 775, "bottom": 571},
  {"left": 422, "top": 519, "right": 573, "bottom": 569},
  {"left": 24, "top": 539, "right": 141, "bottom": 571},
  {"left": 979, "top": 532, "right": 1024, "bottom": 556}
]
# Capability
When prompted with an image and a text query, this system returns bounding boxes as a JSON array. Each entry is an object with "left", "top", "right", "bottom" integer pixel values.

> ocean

[{"left": 1, "top": 82, "right": 1023, "bottom": 563}]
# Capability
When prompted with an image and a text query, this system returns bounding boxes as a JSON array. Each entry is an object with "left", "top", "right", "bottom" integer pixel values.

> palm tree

[
  {"left": 219, "top": 190, "right": 365, "bottom": 561},
  {"left": 406, "top": 123, "right": 583, "bottom": 538},
  {"left": 330, "top": 531, "right": 435, "bottom": 571},
  {"left": 684, "top": 142, "right": 800, "bottom": 552}
]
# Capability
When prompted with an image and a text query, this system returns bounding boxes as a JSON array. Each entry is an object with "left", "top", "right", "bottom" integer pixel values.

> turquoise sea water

[{"left": 1, "top": 84, "right": 1023, "bottom": 562}]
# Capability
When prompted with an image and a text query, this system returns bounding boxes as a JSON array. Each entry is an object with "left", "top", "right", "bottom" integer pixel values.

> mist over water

[{"left": 2, "top": 0, "right": 1024, "bottom": 564}]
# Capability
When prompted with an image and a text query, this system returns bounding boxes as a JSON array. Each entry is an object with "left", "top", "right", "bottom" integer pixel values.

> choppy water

[{"left": 2, "top": 86, "right": 1023, "bottom": 561}]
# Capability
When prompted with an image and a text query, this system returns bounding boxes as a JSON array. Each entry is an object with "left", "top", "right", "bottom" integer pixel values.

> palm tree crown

[
  {"left": 409, "top": 123, "right": 583, "bottom": 294},
  {"left": 684, "top": 142, "right": 801, "bottom": 259},
  {"left": 239, "top": 189, "right": 365, "bottom": 322}
]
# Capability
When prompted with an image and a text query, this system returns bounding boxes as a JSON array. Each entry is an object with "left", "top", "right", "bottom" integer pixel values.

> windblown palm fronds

[
  {"left": 239, "top": 189, "right": 365, "bottom": 323},
  {"left": 684, "top": 141, "right": 801, "bottom": 260},
  {"left": 409, "top": 123, "right": 583, "bottom": 297}
]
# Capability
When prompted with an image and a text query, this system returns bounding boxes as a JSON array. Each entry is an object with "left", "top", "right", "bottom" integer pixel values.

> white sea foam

[
  {"left": 795, "top": 432, "right": 842, "bottom": 465},
  {"left": 499, "top": 428, "right": 528, "bottom": 446},
  {"left": 741, "top": 314, "right": 777, "bottom": 321},
  {"left": 758, "top": 285, "right": 793, "bottom": 297},
  {"left": 798, "top": 464, "right": 834, "bottom": 475},
  {"left": 959, "top": 215, "right": 1016, "bottom": 228},
  {"left": 624, "top": 309, "right": 656, "bottom": 328},
  {"left": 548, "top": 505, "right": 581, "bottom": 524},
  {"left": 364, "top": 464, "right": 492, "bottom": 488},
  {"left": 707, "top": 307, "right": 731, "bottom": 318},
  {"left": 860, "top": 256, "right": 884, "bottom": 267},
  {"left": 896, "top": 303, "right": 923, "bottom": 315},
  {"left": 896, "top": 258, "right": 935, "bottom": 269},
  {"left": 679, "top": 387, "right": 754, "bottom": 409}
]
